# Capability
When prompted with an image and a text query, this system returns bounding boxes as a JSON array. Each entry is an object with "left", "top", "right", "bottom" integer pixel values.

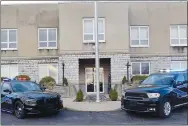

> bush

[
  {"left": 15, "top": 75, "right": 31, "bottom": 80},
  {"left": 109, "top": 88, "right": 118, "bottom": 101},
  {"left": 122, "top": 76, "right": 127, "bottom": 85},
  {"left": 39, "top": 76, "right": 56, "bottom": 90},
  {"left": 76, "top": 89, "right": 84, "bottom": 102},
  {"left": 131, "top": 75, "right": 148, "bottom": 84}
]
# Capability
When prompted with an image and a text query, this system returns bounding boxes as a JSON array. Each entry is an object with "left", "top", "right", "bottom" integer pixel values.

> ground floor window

[
  {"left": 131, "top": 62, "right": 150, "bottom": 75},
  {"left": 171, "top": 61, "right": 187, "bottom": 70},
  {"left": 1, "top": 64, "right": 18, "bottom": 78},
  {"left": 38, "top": 64, "right": 58, "bottom": 83}
]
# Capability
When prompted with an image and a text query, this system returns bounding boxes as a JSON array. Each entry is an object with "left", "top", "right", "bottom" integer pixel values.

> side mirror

[
  {"left": 176, "top": 81, "right": 183, "bottom": 86},
  {"left": 139, "top": 80, "right": 144, "bottom": 84},
  {"left": 3, "top": 89, "right": 11, "bottom": 93},
  {"left": 41, "top": 87, "right": 46, "bottom": 91}
]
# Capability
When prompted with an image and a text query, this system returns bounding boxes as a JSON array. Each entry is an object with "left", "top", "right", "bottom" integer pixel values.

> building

[{"left": 1, "top": 2, "right": 187, "bottom": 95}]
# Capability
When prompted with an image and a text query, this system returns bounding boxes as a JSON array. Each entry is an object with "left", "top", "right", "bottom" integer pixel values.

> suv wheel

[
  {"left": 159, "top": 99, "right": 172, "bottom": 118},
  {"left": 14, "top": 101, "right": 25, "bottom": 119}
]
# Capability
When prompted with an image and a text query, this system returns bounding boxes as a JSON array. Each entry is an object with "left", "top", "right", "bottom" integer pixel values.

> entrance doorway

[{"left": 85, "top": 67, "right": 104, "bottom": 94}]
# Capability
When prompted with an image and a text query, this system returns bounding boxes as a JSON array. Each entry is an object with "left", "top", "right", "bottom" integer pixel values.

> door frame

[{"left": 85, "top": 67, "right": 104, "bottom": 94}]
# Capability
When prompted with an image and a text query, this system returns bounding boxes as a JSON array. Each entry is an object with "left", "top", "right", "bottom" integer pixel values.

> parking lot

[{"left": 1, "top": 107, "right": 187, "bottom": 125}]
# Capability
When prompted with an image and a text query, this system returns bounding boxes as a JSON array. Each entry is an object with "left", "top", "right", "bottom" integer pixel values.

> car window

[
  {"left": 176, "top": 74, "right": 185, "bottom": 82},
  {"left": 2, "top": 83, "right": 12, "bottom": 92},
  {"left": 183, "top": 73, "right": 188, "bottom": 83},
  {"left": 11, "top": 82, "right": 42, "bottom": 92}
]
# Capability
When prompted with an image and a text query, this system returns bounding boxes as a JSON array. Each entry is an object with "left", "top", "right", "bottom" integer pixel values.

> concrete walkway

[{"left": 62, "top": 98, "right": 121, "bottom": 111}]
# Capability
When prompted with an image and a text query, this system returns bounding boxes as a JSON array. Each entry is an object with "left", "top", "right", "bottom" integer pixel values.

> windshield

[
  {"left": 11, "top": 82, "right": 42, "bottom": 92},
  {"left": 141, "top": 74, "right": 176, "bottom": 85}
]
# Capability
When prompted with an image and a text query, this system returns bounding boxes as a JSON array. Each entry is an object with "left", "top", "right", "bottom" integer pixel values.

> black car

[
  {"left": 1, "top": 79, "right": 63, "bottom": 119},
  {"left": 121, "top": 70, "right": 188, "bottom": 118}
]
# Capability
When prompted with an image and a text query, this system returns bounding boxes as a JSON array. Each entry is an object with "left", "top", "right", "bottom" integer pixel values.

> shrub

[
  {"left": 131, "top": 75, "right": 148, "bottom": 84},
  {"left": 76, "top": 89, "right": 84, "bottom": 102},
  {"left": 109, "top": 88, "right": 118, "bottom": 101},
  {"left": 15, "top": 75, "right": 31, "bottom": 80},
  {"left": 39, "top": 76, "right": 56, "bottom": 90},
  {"left": 122, "top": 76, "right": 127, "bottom": 85},
  {"left": 63, "top": 77, "right": 68, "bottom": 86}
]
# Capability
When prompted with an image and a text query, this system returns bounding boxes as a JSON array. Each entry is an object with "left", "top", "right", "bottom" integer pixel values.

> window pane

[
  {"left": 9, "top": 43, "right": 17, "bottom": 48},
  {"left": 48, "top": 29, "right": 56, "bottom": 41},
  {"left": 1, "top": 30, "right": 7, "bottom": 42},
  {"left": 179, "top": 25, "right": 187, "bottom": 38},
  {"left": 48, "top": 42, "right": 56, "bottom": 47},
  {"left": 9, "top": 30, "right": 17, "bottom": 42},
  {"left": 141, "top": 63, "right": 149, "bottom": 74},
  {"left": 132, "top": 63, "right": 140, "bottom": 75},
  {"left": 171, "top": 39, "right": 179, "bottom": 45},
  {"left": 84, "top": 34, "right": 93, "bottom": 41},
  {"left": 181, "top": 61, "right": 187, "bottom": 70},
  {"left": 180, "top": 39, "right": 187, "bottom": 45},
  {"left": 39, "top": 42, "right": 47, "bottom": 47},
  {"left": 171, "top": 62, "right": 181, "bottom": 70},
  {"left": 1, "top": 65, "right": 9, "bottom": 78},
  {"left": 38, "top": 64, "right": 48, "bottom": 81},
  {"left": 140, "top": 27, "right": 148, "bottom": 39},
  {"left": 39, "top": 29, "right": 47, "bottom": 41},
  {"left": 131, "top": 40, "right": 139, "bottom": 45},
  {"left": 48, "top": 64, "right": 58, "bottom": 83},
  {"left": 1, "top": 43, "right": 8, "bottom": 49},
  {"left": 140, "top": 40, "right": 148, "bottom": 45},
  {"left": 84, "top": 20, "right": 93, "bottom": 34},
  {"left": 170, "top": 26, "right": 178, "bottom": 38},
  {"left": 98, "top": 19, "right": 104, "bottom": 33},
  {"left": 9, "top": 65, "right": 18, "bottom": 79},
  {"left": 131, "top": 27, "right": 139, "bottom": 40},
  {"left": 98, "top": 34, "right": 104, "bottom": 41}
]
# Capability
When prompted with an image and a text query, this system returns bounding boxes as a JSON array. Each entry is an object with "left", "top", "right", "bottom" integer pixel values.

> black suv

[
  {"left": 121, "top": 70, "right": 188, "bottom": 118},
  {"left": 1, "top": 79, "right": 63, "bottom": 119}
]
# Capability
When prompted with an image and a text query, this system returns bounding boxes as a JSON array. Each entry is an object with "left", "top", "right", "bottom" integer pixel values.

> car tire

[
  {"left": 158, "top": 99, "right": 172, "bottom": 118},
  {"left": 14, "top": 101, "right": 25, "bottom": 119},
  {"left": 125, "top": 110, "right": 133, "bottom": 114}
]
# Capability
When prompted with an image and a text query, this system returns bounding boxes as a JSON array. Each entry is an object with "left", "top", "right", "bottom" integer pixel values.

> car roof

[{"left": 151, "top": 70, "right": 187, "bottom": 76}]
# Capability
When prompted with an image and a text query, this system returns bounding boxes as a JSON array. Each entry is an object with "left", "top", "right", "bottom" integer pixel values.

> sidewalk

[{"left": 62, "top": 98, "right": 121, "bottom": 111}]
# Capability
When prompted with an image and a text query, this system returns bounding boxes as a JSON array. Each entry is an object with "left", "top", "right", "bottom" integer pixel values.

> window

[
  {"left": 171, "top": 61, "right": 187, "bottom": 70},
  {"left": 170, "top": 25, "right": 187, "bottom": 46},
  {"left": 38, "top": 64, "right": 58, "bottom": 83},
  {"left": 1, "top": 29, "right": 17, "bottom": 50},
  {"left": 38, "top": 28, "right": 57, "bottom": 49},
  {"left": 83, "top": 18, "right": 105, "bottom": 42},
  {"left": 1, "top": 64, "right": 18, "bottom": 78},
  {"left": 130, "top": 26, "right": 149, "bottom": 47},
  {"left": 131, "top": 62, "right": 150, "bottom": 75}
]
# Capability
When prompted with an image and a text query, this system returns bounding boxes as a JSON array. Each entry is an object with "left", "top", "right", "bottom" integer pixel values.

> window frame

[
  {"left": 38, "top": 63, "right": 58, "bottom": 83},
  {"left": 130, "top": 26, "right": 150, "bottom": 48},
  {"left": 170, "top": 24, "right": 187, "bottom": 47},
  {"left": 38, "top": 28, "right": 57, "bottom": 49},
  {"left": 83, "top": 18, "right": 105, "bottom": 43},
  {"left": 1, "top": 29, "right": 18, "bottom": 50},
  {"left": 131, "top": 62, "right": 150, "bottom": 75},
  {"left": 171, "top": 61, "right": 187, "bottom": 70}
]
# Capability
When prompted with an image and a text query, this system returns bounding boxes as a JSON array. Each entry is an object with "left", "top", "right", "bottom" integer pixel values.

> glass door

[{"left": 85, "top": 67, "right": 104, "bottom": 94}]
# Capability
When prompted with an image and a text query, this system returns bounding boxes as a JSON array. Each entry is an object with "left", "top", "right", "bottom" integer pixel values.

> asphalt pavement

[{"left": 1, "top": 107, "right": 187, "bottom": 125}]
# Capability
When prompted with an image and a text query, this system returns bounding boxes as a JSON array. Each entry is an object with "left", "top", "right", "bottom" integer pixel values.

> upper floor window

[
  {"left": 1, "top": 29, "right": 17, "bottom": 50},
  {"left": 170, "top": 25, "right": 187, "bottom": 46},
  {"left": 83, "top": 18, "right": 105, "bottom": 43},
  {"left": 171, "top": 61, "right": 187, "bottom": 70},
  {"left": 130, "top": 26, "right": 149, "bottom": 47},
  {"left": 38, "top": 28, "right": 57, "bottom": 49},
  {"left": 131, "top": 62, "right": 150, "bottom": 75}
]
